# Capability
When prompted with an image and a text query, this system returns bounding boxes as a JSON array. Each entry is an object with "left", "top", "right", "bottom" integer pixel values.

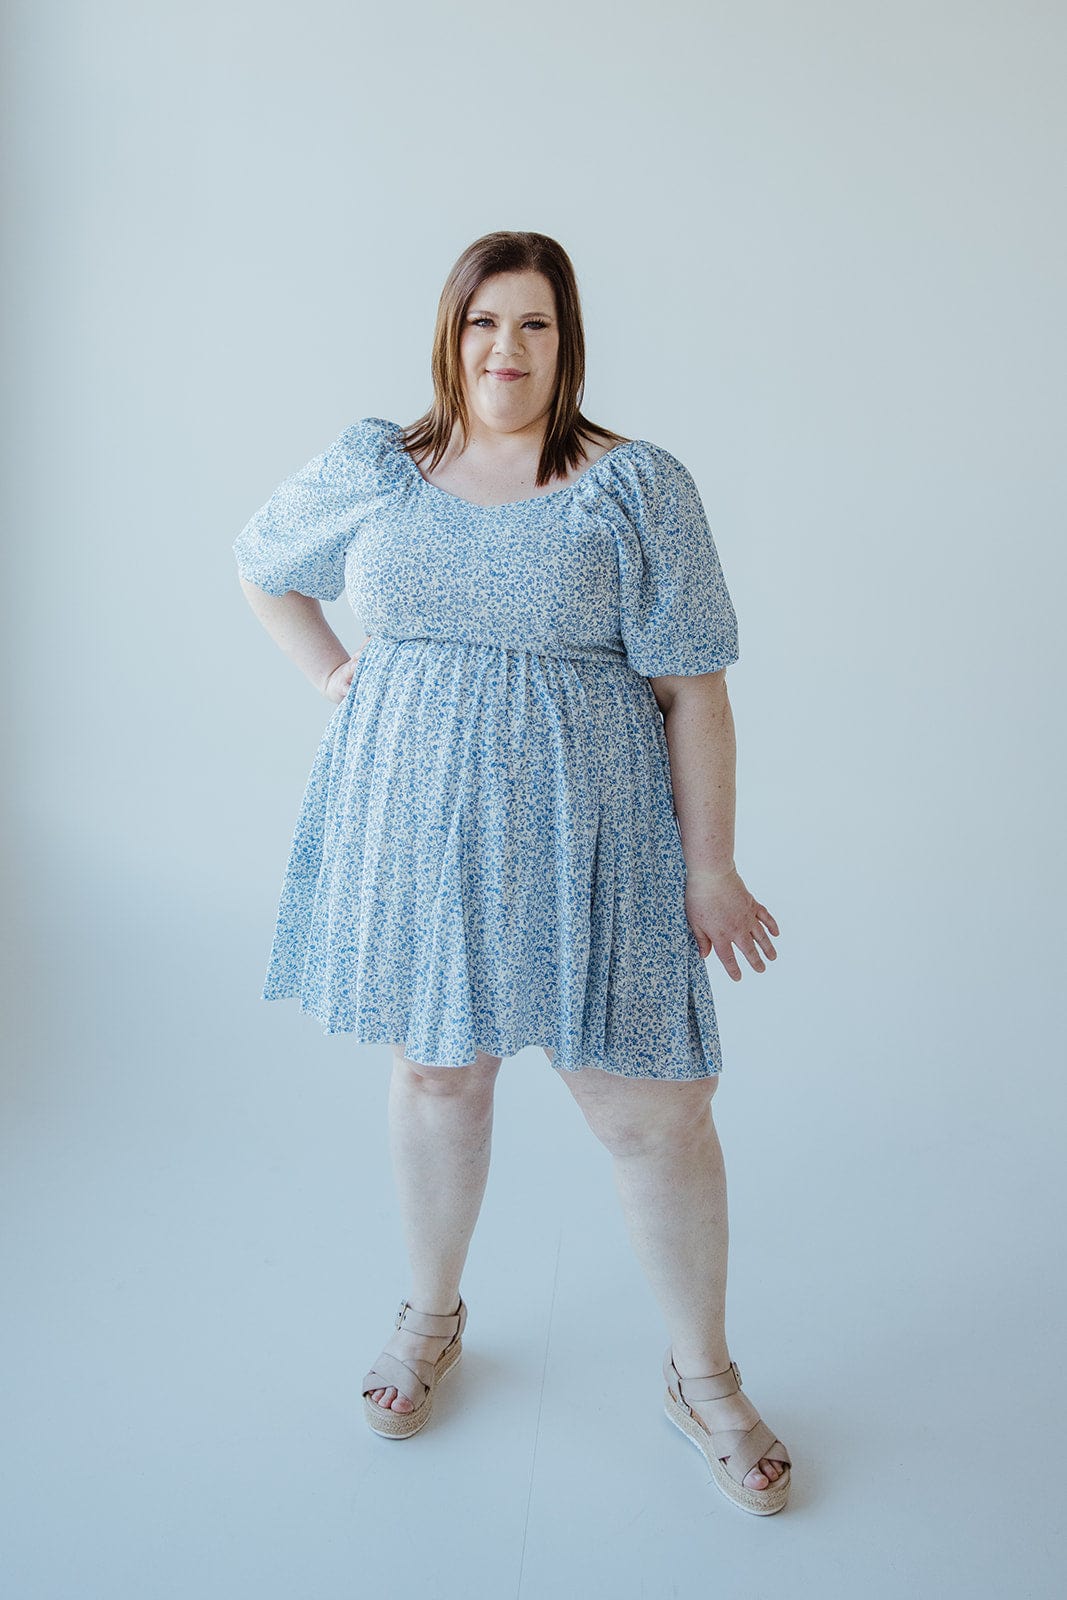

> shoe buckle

[
  {"left": 395, "top": 1300, "right": 408, "bottom": 1330},
  {"left": 731, "top": 1360, "right": 742, "bottom": 1388}
]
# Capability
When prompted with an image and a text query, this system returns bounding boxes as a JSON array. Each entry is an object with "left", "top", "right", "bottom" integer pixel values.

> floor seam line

[{"left": 515, "top": 1221, "right": 563, "bottom": 1600}]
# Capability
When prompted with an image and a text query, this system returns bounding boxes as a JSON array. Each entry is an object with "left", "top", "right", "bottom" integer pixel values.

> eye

[{"left": 467, "top": 317, "right": 549, "bottom": 329}]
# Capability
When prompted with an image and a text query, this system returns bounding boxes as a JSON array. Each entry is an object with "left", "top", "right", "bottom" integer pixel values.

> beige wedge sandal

[
  {"left": 361, "top": 1296, "right": 468, "bottom": 1439},
  {"left": 663, "top": 1348, "right": 792, "bottom": 1515}
]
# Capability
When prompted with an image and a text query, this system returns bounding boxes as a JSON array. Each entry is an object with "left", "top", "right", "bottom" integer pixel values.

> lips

[{"left": 487, "top": 369, "right": 526, "bottom": 379}]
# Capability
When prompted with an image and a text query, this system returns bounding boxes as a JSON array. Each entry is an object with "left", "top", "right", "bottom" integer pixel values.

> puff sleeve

[
  {"left": 606, "top": 442, "right": 740, "bottom": 677},
  {"left": 233, "top": 417, "right": 387, "bottom": 602}
]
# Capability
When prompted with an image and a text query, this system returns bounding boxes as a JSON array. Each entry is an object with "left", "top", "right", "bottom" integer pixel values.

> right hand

[{"left": 323, "top": 653, "right": 362, "bottom": 704}]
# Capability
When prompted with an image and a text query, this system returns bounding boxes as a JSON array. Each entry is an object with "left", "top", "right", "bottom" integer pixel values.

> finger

[
  {"left": 752, "top": 924, "right": 777, "bottom": 961},
  {"left": 739, "top": 938, "right": 766, "bottom": 973},
  {"left": 755, "top": 904, "right": 780, "bottom": 937},
  {"left": 713, "top": 938, "right": 743, "bottom": 981}
]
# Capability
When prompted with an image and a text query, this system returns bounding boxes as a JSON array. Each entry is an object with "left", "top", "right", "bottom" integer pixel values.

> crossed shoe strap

[
  {"left": 361, "top": 1348, "right": 434, "bottom": 1408},
  {"left": 664, "top": 1348, "right": 791, "bottom": 1487}
]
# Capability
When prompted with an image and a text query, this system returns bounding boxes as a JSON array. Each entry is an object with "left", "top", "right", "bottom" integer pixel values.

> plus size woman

[{"left": 233, "top": 231, "right": 792, "bottom": 1515}]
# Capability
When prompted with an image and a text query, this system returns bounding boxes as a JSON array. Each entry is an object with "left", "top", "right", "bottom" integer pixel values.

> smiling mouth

[{"left": 487, "top": 369, "right": 527, "bottom": 379}]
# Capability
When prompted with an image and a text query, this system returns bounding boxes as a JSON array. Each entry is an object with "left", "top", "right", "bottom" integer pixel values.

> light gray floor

[{"left": 2, "top": 889, "right": 1063, "bottom": 1600}]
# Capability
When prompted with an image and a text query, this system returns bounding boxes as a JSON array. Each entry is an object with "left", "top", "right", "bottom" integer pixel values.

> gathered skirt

[{"left": 260, "top": 636, "right": 725, "bottom": 1080}]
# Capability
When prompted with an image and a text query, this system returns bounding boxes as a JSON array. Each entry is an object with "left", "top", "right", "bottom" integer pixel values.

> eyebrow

[{"left": 467, "top": 308, "right": 554, "bottom": 319}]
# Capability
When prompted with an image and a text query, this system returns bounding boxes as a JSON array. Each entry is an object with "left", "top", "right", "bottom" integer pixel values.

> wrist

[
  {"left": 685, "top": 862, "right": 737, "bottom": 882},
  {"left": 319, "top": 654, "right": 349, "bottom": 695}
]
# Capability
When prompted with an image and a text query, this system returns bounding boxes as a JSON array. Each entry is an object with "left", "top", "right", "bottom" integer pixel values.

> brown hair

[{"left": 400, "top": 231, "right": 628, "bottom": 489}]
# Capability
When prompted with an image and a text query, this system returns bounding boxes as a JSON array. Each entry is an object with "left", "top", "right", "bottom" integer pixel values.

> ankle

[
  {"left": 673, "top": 1345, "right": 732, "bottom": 1378},
  {"left": 406, "top": 1292, "right": 461, "bottom": 1319}
]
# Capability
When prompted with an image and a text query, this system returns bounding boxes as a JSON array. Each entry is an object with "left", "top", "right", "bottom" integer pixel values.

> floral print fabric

[{"left": 233, "top": 417, "right": 739, "bottom": 1077}]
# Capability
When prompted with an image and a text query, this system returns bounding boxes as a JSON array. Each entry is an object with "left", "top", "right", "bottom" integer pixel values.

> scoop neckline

[{"left": 389, "top": 422, "right": 644, "bottom": 510}]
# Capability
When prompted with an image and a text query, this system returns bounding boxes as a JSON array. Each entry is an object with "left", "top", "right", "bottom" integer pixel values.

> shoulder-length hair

[{"left": 400, "top": 231, "right": 629, "bottom": 489}]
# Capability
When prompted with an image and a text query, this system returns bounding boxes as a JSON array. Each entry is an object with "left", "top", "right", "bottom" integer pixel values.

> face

[{"left": 457, "top": 269, "right": 560, "bottom": 437}]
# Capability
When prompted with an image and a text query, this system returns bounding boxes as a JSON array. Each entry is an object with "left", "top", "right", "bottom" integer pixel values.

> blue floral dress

[{"left": 233, "top": 417, "right": 740, "bottom": 1078}]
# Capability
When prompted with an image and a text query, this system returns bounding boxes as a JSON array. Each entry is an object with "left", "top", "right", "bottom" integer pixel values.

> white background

[{"left": 4, "top": 2, "right": 1065, "bottom": 1595}]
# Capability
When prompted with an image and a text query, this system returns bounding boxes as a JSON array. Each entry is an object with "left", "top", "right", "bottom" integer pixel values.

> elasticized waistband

[{"left": 369, "top": 633, "right": 631, "bottom": 668}]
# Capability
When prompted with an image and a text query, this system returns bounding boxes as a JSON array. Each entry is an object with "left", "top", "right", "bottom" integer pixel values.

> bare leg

[
  {"left": 366, "top": 1045, "right": 501, "bottom": 1413},
  {"left": 547, "top": 1050, "right": 786, "bottom": 1489}
]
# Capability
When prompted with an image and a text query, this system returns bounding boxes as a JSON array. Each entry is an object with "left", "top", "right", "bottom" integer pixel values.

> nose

[{"left": 493, "top": 326, "right": 524, "bottom": 357}]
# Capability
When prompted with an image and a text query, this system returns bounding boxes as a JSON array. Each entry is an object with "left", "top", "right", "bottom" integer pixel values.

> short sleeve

[
  {"left": 232, "top": 417, "right": 392, "bottom": 602},
  {"left": 612, "top": 443, "right": 739, "bottom": 677}
]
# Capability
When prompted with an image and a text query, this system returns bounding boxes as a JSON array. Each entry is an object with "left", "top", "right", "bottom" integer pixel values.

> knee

[
  {"left": 391, "top": 1045, "right": 502, "bottom": 1100},
  {"left": 575, "top": 1074, "right": 719, "bottom": 1157}
]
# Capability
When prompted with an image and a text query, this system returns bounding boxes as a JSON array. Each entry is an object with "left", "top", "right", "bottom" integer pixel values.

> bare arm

[
  {"left": 651, "top": 669, "right": 779, "bottom": 980},
  {"left": 652, "top": 668, "right": 737, "bottom": 876},
  {"left": 238, "top": 578, "right": 365, "bottom": 700}
]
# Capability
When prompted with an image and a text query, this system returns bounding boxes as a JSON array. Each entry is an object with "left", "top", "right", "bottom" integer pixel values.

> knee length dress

[{"left": 232, "top": 417, "right": 740, "bottom": 1079}]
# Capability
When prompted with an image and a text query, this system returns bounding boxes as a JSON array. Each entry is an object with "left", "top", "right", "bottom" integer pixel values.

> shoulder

[
  {"left": 333, "top": 414, "right": 404, "bottom": 459},
  {"left": 321, "top": 416, "right": 410, "bottom": 488},
  {"left": 594, "top": 437, "right": 703, "bottom": 509}
]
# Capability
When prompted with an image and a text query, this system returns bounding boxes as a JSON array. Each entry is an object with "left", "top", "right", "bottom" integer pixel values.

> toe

[{"left": 742, "top": 1466, "right": 770, "bottom": 1489}]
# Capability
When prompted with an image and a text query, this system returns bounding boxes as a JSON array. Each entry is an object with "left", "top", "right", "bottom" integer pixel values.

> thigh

[{"left": 542, "top": 1045, "right": 717, "bottom": 1142}]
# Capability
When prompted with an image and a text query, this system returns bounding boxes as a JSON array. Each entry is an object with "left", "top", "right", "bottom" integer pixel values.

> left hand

[{"left": 684, "top": 865, "right": 779, "bottom": 981}]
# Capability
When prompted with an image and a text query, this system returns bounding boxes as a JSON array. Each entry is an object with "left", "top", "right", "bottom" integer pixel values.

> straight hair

[{"left": 400, "top": 231, "right": 628, "bottom": 489}]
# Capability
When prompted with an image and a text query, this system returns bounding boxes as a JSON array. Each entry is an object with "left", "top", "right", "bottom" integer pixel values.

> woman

[{"left": 233, "top": 231, "right": 791, "bottom": 1515}]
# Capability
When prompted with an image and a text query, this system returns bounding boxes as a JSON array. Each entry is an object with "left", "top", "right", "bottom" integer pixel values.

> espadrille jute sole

[
  {"left": 362, "top": 1332, "right": 463, "bottom": 1438},
  {"left": 663, "top": 1389, "right": 790, "bottom": 1515}
]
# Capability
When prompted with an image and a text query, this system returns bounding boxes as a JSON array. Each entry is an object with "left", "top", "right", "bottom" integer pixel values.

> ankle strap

[
  {"left": 664, "top": 1347, "right": 742, "bottom": 1403},
  {"left": 395, "top": 1297, "right": 463, "bottom": 1336}
]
